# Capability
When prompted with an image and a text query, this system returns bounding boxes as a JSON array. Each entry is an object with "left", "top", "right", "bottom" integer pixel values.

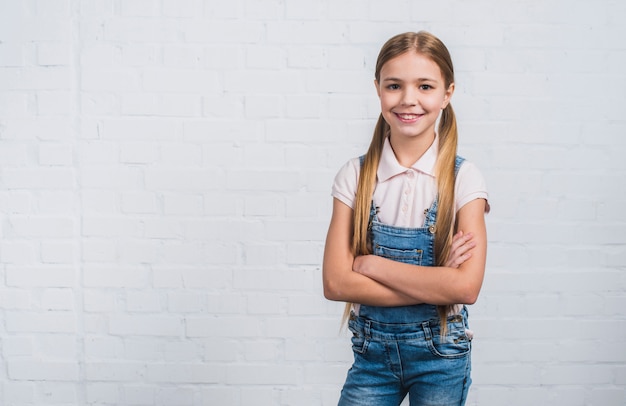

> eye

[
  {"left": 419, "top": 84, "right": 433, "bottom": 90},
  {"left": 387, "top": 83, "right": 400, "bottom": 90}
]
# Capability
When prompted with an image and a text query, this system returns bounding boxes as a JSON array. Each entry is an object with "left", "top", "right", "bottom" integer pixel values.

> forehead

[{"left": 380, "top": 51, "right": 443, "bottom": 81}]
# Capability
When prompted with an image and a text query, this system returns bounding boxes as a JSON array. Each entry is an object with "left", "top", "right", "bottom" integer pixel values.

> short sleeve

[
  {"left": 331, "top": 158, "right": 361, "bottom": 209},
  {"left": 455, "top": 161, "right": 490, "bottom": 213}
]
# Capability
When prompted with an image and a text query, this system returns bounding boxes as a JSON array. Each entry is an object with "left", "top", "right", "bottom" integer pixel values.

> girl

[{"left": 323, "top": 31, "right": 489, "bottom": 406}]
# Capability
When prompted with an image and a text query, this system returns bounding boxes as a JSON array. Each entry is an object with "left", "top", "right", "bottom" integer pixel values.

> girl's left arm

[{"left": 352, "top": 198, "right": 488, "bottom": 305}]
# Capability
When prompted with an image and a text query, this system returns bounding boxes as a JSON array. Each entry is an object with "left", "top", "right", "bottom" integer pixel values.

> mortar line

[{"left": 70, "top": 0, "right": 86, "bottom": 403}]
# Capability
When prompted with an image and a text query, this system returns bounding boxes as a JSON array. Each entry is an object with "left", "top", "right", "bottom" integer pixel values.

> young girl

[{"left": 323, "top": 31, "right": 489, "bottom": 405}]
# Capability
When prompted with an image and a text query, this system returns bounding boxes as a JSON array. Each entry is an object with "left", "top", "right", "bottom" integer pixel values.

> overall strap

[{"left": 454, "top": 155, "right": 465, "bottom": 176}]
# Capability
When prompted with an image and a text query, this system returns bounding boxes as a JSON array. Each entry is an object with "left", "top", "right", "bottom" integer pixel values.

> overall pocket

[
  {"left": 423, "top": 314, "right": 471, "bottom": 359},
  {"left": 348, "top": 320, "right": 369, "bottom": 355},
  {"left": 373, "top": 244, "right": 423, "bottom": 265}
]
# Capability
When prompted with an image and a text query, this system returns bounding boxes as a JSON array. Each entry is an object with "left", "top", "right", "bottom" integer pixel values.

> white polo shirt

[{"left": 332, "top": 137, "right": 489, "bottom": 228}]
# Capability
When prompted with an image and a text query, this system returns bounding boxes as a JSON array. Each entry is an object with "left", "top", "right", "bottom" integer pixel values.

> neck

[{"left": 388, "top": 132, "right": 436, "bottom": 168}]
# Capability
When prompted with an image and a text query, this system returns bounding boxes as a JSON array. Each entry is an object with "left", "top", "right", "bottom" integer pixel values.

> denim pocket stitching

[
  {"left": 348, "top": 322, "right": 369, "bottom": 355},
  {"left": 373, "top": 244, "right": 423, "bottom": 265},
  {"left": 350, "top": 332, "right": 369, "bottom": 354},
  {"left": 423, "top": 322, "right": 471, "bottom": 359}
]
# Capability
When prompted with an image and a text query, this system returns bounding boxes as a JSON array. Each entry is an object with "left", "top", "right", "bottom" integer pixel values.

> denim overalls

[{"left": 338, "top": 156, "right": 472, "bottom": 406}]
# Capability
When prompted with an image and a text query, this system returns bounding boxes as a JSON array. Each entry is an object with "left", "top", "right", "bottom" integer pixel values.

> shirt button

[
  {"left": 402, "top": 206, "right": 407, "bottom": 213},
  {"left": 407, "top": 171, "right": 414, "bottom": 178}
]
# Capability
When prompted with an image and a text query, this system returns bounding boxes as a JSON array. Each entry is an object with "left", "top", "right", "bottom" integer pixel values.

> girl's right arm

[{"left": 323, "top": 198, "right": 420, "bottom": 306}]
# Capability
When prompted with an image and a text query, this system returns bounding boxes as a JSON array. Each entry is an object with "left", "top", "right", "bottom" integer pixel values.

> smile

[{"left": 395, "top": 113, "right": 423, "bottom": 122}]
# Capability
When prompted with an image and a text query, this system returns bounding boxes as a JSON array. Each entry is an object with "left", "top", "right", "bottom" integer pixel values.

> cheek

[
  {"left": 379, "top": 93, "right": 399, "bottom": 108},
  {"left": 428, "top": 95, "right": 448, "bottom": 110},
  {"left": 378, "top": 97, "right": 390, "bottom": 111}
]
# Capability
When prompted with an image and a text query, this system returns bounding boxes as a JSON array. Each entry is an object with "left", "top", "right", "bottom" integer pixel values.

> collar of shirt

[{"left": 377, "top": 136, "right": 438, "bottom": 182}]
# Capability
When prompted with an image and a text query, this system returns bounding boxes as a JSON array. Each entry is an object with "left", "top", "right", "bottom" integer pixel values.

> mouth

[{"left": 394, "top": 112, "right": 423, "bottom": 123}]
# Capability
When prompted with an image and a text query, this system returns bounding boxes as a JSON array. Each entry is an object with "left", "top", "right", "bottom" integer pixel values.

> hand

[
  {"left": 445, "top": 231, "right": 476, "bottom": 268},
  {"left": 352, "top": 254, "right": 379, "bottom": 277}
]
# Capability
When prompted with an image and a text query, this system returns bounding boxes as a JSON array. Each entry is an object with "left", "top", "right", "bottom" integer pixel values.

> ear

[
  {"left": 442, "top": 82, "right": 455, "bottom": 109},
  {"left": 374, "top": 79, "right": 381, "bottom": 98}
]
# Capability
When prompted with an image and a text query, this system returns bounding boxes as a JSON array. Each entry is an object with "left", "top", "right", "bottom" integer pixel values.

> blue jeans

[{"left": 338, "top": 308, "right": 472, "bottom": 406}]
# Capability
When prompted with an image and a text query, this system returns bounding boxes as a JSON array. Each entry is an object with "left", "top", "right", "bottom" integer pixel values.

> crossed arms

[{"left": 322, "top": 197, "right": 488, "bottom": 306}]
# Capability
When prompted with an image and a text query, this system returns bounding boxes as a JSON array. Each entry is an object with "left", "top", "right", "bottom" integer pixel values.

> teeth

[{"left": 399, "top": 114, "right": 418, "bottom": 119}]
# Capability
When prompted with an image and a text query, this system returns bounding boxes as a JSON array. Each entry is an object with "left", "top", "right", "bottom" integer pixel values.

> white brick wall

[{"left": 0, "top": 0, "right": 624, "bottom": 405}]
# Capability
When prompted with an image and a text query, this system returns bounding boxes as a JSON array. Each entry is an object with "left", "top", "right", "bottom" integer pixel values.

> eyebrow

[{"left": 382, "top": 77, "right": 438, "bottom": 83}]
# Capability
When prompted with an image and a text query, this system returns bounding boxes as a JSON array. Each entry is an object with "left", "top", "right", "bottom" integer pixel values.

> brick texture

[{"left": 1, "top": 0, "right": 625, "bottom": 405}]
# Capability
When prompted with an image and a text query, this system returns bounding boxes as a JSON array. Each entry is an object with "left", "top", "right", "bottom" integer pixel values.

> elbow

[
  {"left": 323, "top": 270, "right": 353, "bottom": 302},
  {"left": 323, "top": 278, "right": 342, "bottom": 301},
  {"left": 323, "top": 282, "right": 334, "bottom": 300},
  {"left": 324, "top": 289, "right": 337, "bottom": 301},
  {"left": 462, "top": 292, "right": 479, "bottom": 305},
  {"left": 457, "top": 281, "right": 481, "bottom": 305},
  {"left": 452, "top": 266, "right": 484, "bottom": 305},
  {"left": 323, "top": 262, "right": 351, "bottom": 302}
]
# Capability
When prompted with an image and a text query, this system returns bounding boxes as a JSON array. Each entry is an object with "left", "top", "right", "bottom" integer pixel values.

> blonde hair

[{"left": 345, "top": 31, "right": 459, "bottom": 333}]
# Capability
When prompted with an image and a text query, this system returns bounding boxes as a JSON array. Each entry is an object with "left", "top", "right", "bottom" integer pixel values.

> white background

[{"left": 0, "top": 0, "right": 625, "bottom": 405}]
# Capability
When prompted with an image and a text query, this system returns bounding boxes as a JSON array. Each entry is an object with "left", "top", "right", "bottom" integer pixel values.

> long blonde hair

[{"left": 345, "top": 31, "right": 459, "bottom": 332}]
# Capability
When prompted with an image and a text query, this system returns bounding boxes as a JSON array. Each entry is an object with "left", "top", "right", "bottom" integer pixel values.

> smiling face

[{"left": 375, "top": 51, "right": 454, "bottom": 143}]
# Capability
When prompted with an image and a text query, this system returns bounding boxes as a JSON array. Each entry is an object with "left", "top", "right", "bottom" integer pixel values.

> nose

[{"left": 400, "top": 88, "right": 417, "bottom": 106}]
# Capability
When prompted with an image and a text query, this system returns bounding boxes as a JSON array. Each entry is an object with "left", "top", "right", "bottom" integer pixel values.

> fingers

[
  {"left": 352, "top": 255, "right": 362, "bottom": 273},
  {"left": 446, "top": 230, "right": 476, "bottom": 268},
  {"left": 446, "top": 250, "right": 473, "bottom": 268},
  {"left": 450, "top": 231, "right": 474, "bottom": 252}
]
